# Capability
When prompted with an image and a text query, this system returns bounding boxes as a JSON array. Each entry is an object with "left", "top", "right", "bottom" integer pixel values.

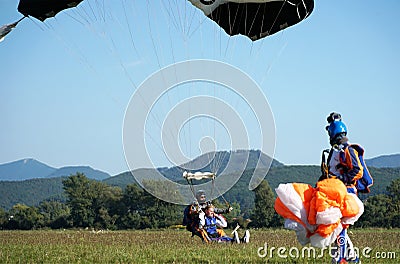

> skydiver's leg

[
  {"left": 332, "top": 228, "right": 347, "bottom": 263},
  {"left": 339, "top": 228, "right": 347, "bottom": 262},
  {"left": 216, "top": 229, "right": 226, "bottom": 237},
  {"left": 345, "top": 232, "right": 360, "bottom": 263},
  {"left": 232, "top": 230, "right": 240, "bottom": 244},
  {"left": 192, "top": 227, "right": 211, "bottom": 243}
]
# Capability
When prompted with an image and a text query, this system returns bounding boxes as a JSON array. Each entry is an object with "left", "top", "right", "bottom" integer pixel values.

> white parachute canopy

[{"left": 183, "top": 171, "right": 216, "bottom": 181}]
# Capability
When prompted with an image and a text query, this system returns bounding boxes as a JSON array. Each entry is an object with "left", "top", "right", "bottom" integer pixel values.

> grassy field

[{"left": 0, "top": 228, "right": 399, "bottom": 263}]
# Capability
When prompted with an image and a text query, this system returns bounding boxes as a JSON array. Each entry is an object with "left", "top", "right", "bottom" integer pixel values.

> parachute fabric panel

[
  {"left": 188, "top": 0, "right": 314, "bottom": 40},
  {"left": 341, "top": 193, "right": 364, "bottom": 225},
  {"left": 275, "top": 179, "right": 364, "bottom": 248},
  {"left": 18, "top": 0, "right": 84, "bottom": 21},
  {"left": 275, "top": 183, "right": 314, "bottom": 230},
  {"left": 274, "top": 182, "right": 315, "bottom": 246}
]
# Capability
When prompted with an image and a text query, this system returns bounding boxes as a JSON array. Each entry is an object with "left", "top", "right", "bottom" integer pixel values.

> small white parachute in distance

[
  {"left": 183, "top": 171, "right": 216, "bottom": 181},
  {"left": 188, "top": 0, "right": 314, "bottom": 41}
]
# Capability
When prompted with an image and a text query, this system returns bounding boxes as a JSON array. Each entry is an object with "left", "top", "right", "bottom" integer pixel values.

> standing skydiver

[{"left": 322, "top": 112, "right": 373, "bottom": 263}]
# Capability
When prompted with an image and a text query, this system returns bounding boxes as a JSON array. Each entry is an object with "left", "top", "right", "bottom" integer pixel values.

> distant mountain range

[
  {"left": 0, "top": 151, "right": 398, "bottom": 182},
  {"left": 365, "top": 154, "right": 400, "bottom": 168},
  {"left": 0, "top": 151, "right": 399, "bottom": 210},
  {"left": 0, "top": 158, "right": 110, "bottom": 181}
]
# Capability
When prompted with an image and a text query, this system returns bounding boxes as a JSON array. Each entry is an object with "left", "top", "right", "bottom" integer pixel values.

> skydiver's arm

[{"left": 198, "top": 211, "right": 205, "bottom": 229}]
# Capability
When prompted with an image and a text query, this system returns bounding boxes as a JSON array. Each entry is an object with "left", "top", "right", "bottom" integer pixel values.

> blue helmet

[{"left": 326, "top": 120, "right": 347, "bottom": 140}]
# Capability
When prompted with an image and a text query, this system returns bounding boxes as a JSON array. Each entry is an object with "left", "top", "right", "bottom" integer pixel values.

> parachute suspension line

[
  {"left": 90, "top": 2, "right": 142, "bottom": 94},
  {"left": 64, "top": 9, "right": 89, "bottom": 27},
  {"left": 249, "top": 0, "right": 289, "bottom": 60},
  {"left": 144, "top": 1, "right": 167, "bottom": 119},
  {"left": 68, "top": 1, "right": 136, "bottom": 94},
  {"left": 121, "top": 0, "right": 140, "bottom": 58},
  {"left": 246, "top": 3, "right": 262, "bottom": 43},
  {"left": 259, "top": 41, "right": 287, "bottom": 87},
  {"left": 212, "top": 83, "right": 217, "bottom": 174},
  {"left": 161, "top": 0, "right": 181, "bottom": 33},
  {"left": 134, "top": 1, "right": 188, "bottom": 169},
  {"left": 85, "top": 0, "right": 102, "bottom": 23},
  {"left": 174, "top": 0, "right": 185, "bottom": 35},
  {"left": 146, "top": 1, "right": 162, "bottom": 70},
  {"left": 98, "top": 0, "right": 107, "bottom": 22},
  {"left": 213, "top": 180, "right": 230, "bottom": 207},
  {"left": 212, "top": 95, "right": 224, "bottom": 176},
  {"left": 187, "top": 12, "right": 208, "bottom": 41},
  {"left": 253, "top": 0, "right": 290, "bottom": 55},
  {"left": 184, "top": 2, "right": 199, "bottom": 38},
  {"left": 94, "top": 3, "right": 139, "bottom": 91},
  {"left": 222, "top": 4, "right": 235, "bottom": 60},
  {"left": 210, "top": 176, "right": 215, "bottom": 201},
  {"left": 16, "top": 16, "right": 26, "bottom": 24},
  {"left": 44, "top": 18, "right": 99, "bottom": 78},
  {"left": 215, "top": 150, "right": 229, "bottom": 176},
  {"left": 247, "top": 1, "right": 291, "bottom": 88},
  {"left": 187, "top": 178, "right": 197, "bottom": 201},
  {"left": 267, "top": 0, "right": 288, "bottom": 38},
  {"left": 151, "top": 1, "right": 189, "bottom": 168},
  {"left": 109, "top": 36, "right": 139, "bottom": 92}
]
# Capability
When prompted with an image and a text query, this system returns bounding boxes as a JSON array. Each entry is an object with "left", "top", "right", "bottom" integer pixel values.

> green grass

[{"left": 0, "top": 228, "right": 399, "bottom": 263}]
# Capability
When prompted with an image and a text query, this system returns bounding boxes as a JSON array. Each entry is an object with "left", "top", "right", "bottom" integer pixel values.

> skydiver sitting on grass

[
  {"left": 198, "top": 205, "right": 250, "bottom": 243},
  {"left": 183, "top": 190, "right": 233, "bottom": 242}
]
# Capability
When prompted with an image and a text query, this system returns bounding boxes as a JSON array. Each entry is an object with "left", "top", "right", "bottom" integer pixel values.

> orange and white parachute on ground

[{"left": 274, "top": 178, "right": 364, "bottom": 248}]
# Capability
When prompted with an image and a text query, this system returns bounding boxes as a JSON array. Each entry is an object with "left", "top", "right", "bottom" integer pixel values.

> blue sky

[{"left": 1, "top": 0, "right": 399, "bottom": 176}]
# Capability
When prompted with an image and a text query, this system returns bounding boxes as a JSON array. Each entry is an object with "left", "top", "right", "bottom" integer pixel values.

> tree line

[{"left": 0, "top": 173, "right": 399, "bottom": 230}]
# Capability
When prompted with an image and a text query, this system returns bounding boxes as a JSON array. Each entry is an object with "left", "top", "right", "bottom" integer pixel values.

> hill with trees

[
  {"left": 1, "top": 164, "right": 398, "bottom": 211},
  {"left": 1, "top": 173, "right": 399, "bottom": 230},
  {"left": 365, "top": 154, "right": 400, "bottom": 168},
  {"left": 0, "top": 151, "right": 399, "bottom": 230}
]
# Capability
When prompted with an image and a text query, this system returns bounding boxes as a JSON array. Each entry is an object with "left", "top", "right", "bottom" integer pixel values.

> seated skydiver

[
  {"left": 182, "top": 190, "right": 232, "bottom": 242},
  {"left": 199, "top": 205, "right": 250, "bottom": 243}
]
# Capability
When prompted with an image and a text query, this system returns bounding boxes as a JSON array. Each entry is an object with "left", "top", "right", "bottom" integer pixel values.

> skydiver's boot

[{"left": 232, "top": 230, "right": 240, "bottom": 244}]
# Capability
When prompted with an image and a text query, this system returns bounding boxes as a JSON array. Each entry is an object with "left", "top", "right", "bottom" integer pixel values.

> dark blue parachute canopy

[
  {"left": 18, "top": 0, "right": 84, "bottom": 21},
  {"left": 188, "top": 0, "right": 314, "bottom": 41}
]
